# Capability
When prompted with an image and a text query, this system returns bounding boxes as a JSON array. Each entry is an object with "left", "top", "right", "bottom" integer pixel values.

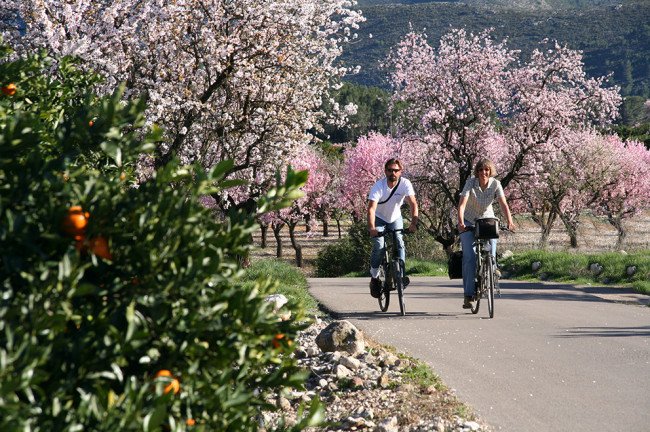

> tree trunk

[
  {"left": 336, "top": 218, "right": 342, "bottom": 238},
  {"left": 260, "top": 223, "right": 268, "bottom": 248},
  {"left": 288, "top": 221, "right": 303, "bottom": 267},
  {"left": 272, "top": 222, "right": 284, "bottom": 258},
  {"left": 608, "top": 215, "right": 628, "bottom": 251},
  {"left": 322, "top": 219, "right": 329, "bottom": 237}
]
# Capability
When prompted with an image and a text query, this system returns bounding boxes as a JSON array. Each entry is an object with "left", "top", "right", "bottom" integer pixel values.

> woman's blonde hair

[{"left": 474, "top": 158, "right": 497, "bottom": 177}]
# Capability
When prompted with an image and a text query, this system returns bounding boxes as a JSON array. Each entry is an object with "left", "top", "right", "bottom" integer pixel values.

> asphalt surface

[{"left": 307, "top": 277, "right": 650, "bottom": 432}]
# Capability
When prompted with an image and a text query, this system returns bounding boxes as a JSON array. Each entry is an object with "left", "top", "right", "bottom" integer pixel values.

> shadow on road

[{"left": 555, "top": 325, "right": 650, "bottom": 338}]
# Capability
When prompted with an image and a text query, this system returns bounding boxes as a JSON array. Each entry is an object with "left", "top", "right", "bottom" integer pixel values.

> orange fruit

[
  {"left": 272, "top": 334, "right": 285, "bottom": 348},
  {"left": 186, "top": 419, "right": 196, "bottom": 426},
  {"left": 62, "top": 206, "right": 87, "bottom": 237},
  {"left": 154, "top": 370, "right": 180, "bottom": 395},
  {"left": 1, "top": 83, "right": 16, "bottom": 96},
  {"left": 89, "top": 237, "right": 112, "bottom": 260}
]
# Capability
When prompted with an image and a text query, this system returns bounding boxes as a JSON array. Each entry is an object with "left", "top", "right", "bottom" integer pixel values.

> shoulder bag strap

[{"left": 377, "top": 178, "right": 401, "bottom": 205}]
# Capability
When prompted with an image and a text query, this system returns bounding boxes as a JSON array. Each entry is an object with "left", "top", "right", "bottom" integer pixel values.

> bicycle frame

[{"left": 376, "top": 228, "right": 407, "bottom": 316}]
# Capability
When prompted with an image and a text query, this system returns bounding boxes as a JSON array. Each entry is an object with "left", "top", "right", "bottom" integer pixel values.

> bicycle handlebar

[
  {"left": 464, "top": 222, "right": 514, "bottom": 233},
  {"left": 375, "top": 228, "right": 412, "bottom": 237}
]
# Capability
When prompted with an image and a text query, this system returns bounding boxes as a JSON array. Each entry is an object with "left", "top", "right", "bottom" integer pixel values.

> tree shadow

[{"left": 555, "top": 326, "right": 650, "bottom": 338}]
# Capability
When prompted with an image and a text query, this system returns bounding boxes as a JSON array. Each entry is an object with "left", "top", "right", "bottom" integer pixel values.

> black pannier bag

[
  {"left": 475, "top": 217, "right": 499, "bottom": 239},
  {"left": 447, "top": 251, "right": 463, "bottom": 279}
]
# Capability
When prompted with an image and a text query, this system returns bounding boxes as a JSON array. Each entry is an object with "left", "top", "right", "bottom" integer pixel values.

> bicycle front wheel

[
  {"left": 377, "top": 265, "right": 390, "bottom": 312},
  {"left": 471, "top": 276, "right": 481, "bottom": 314},
  {"left": 393, "top": 260, "right": 406, "bottom": 316},
  {"left": 484, "top": 255, "right": 496, "bottom": 318}
]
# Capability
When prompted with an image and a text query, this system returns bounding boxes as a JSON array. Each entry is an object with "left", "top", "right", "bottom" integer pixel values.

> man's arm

[
  {"left": 406, "top": 195, "right": 419, "bottom": 232},
  {"left": 367, "top": 200, "right": 379, "bottom": 237}
]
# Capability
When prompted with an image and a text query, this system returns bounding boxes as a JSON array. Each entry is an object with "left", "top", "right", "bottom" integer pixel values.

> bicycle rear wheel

[
  {"left": 377, "top": 265, "right": 390, "bottom": 312},
  {"left": 393, "top": 260, "right": 406, "bottom": 316},
  {"left": 471, "top": 277, "right": 481, "bottom": 314},
  {"left": 484, "top": 255, "right": 495, "bottom": 318}
]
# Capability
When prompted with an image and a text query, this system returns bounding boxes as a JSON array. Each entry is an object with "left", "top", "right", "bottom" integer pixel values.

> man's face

[{"left": 385, "top": 164, "right": 402, "bottom": 182}]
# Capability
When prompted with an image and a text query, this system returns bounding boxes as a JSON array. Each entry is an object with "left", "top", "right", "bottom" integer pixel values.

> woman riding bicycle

[{"left": 457, "top": 159, "right": 515, "bottom": 310}]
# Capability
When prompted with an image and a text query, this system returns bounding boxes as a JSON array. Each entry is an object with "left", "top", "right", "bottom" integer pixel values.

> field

[{"left": 251, "top": 211, "right": 650, "bottom": 276}]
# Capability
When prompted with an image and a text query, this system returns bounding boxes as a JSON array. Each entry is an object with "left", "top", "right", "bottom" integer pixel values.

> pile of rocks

[{"left": 260, "top": 318, "right": 492, "bottom": 432}]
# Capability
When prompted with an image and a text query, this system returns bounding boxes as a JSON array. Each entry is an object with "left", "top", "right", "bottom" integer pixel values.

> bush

[
  {"left": 0, "top": 47, "right": 322, "bottom": 431},
  {"left": 314, "top": 221, "right": 371, "bottom": 277},
  {"left": 314, "top": 217, "right": 440, "bottom": 277}
]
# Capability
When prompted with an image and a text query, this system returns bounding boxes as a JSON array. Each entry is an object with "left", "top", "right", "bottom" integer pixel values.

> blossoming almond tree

[
  {"left": 2, "top": 0, "right": 364, "bottom": 213},
  {"left": 591, "top": 137, "right": 650, "bottom": 249},
  {"left": 340, "top": 132, "right": 408, "bottom": 222},
  {"left": 382, "top": 28, "right": 621, "bottom": 251}
]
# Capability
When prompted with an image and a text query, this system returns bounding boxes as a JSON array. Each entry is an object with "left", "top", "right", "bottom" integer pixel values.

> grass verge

[
  {"left": 242, "top": 258, "right": 323, "bottom": 316},
  {"left": 339, "top": 252, "right": 650, "bottom": 295},
  {"left": 499, "top": 250, "right": 650, "bottom": 294}
]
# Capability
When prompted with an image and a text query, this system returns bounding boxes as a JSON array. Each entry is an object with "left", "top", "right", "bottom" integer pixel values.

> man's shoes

[
  {"left": 462, "top": 296, "right": 473, "bottom": 309},
  {"left": 369, "top": 278, "right": 381, "bottom": 298},
  {"left": 402, "top": 276, "right": 410, "bottom": 289},
  {"left": 494, "top": 269, "right": 502, "bottom": 279}
]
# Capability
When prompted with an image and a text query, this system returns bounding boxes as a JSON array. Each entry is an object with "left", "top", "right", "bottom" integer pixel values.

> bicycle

[
  {"left": 466, "top": 218, "right": 512, "bottom": 318},
  {"left": 375, "top": 228, "right": 410, "bottom": 316}
]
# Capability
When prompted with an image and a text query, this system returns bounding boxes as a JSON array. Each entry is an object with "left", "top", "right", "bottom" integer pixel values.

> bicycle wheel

[
  {"left": 377, "top": 264, "right": 390, "bottom": 312},
  {"left": 485, "top": 255, "right": 495, "bottom": 318},
  {"left": 470, "top": 276, "right": 481, "bottom": 314},
  {"left": 393, "top": 260, "right": 406, "bottom": 316}
]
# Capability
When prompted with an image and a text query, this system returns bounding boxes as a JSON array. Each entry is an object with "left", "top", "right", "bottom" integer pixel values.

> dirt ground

[{"left": 251, "top": 211, "right": 650, "bottom": 277}]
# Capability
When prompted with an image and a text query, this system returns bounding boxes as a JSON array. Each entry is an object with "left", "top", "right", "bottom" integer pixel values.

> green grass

[
  {"left": 500, "top": 250, "right": 650, "bottom": 294},
  {"left": 242, "top": 258, "right": 323, "bottom": 316},
  {"left": 340, "top": 252, "right": 650, "bottom": 295}
]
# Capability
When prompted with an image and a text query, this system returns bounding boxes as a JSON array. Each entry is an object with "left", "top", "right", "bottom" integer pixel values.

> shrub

[
  {"left": 0, "top": 47, "right": 322, "bottom": 431},
  {"left": 315, "top": 221, "right": 371, "bottom": 277}
]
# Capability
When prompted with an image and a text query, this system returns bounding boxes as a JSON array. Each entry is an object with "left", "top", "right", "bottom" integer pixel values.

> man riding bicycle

[{"left": 367, "top": 158, "right": 419, "bottom": 298}]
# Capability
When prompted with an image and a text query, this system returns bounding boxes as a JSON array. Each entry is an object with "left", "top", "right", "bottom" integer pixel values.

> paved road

[{"left": 308, "top": 277, "right": 650, "bottom": 432}]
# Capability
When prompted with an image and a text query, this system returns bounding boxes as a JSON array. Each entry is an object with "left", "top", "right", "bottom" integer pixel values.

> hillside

[{"left": 341, "top": 1, "right": 650, "bottom": 96}]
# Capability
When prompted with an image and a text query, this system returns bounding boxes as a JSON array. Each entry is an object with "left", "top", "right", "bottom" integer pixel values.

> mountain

[{"left": 341, "top": 1, "right": 650, "bottom": 97}]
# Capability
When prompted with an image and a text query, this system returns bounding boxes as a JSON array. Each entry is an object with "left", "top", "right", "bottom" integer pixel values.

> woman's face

[{"left": 477, "top": 165, "right": 491, "bottom": 181}]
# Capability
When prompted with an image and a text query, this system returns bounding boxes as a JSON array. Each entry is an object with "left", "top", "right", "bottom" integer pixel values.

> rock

[
  {"left": 334, "top": 364, "right": 352, "bottom": 378},
  {"left": 276, "top": 396, "right": 291, "bottom": 411},
  {"left": 377, "top": 416, "right": 399, "bottom": 432},
  {"left": 315, "top": 320, "right": 365, "bottom": 355},
  {"left": 377, "top": 373, "right": 389, "bottom": 388},
  {"left": 340, "top": 355, "right": 362, "bottom": 370},
  {"left": 350, "top": 376, "right": 364, "bottom": 388},
  {"left": 501, "top": 249, "right": 514, "bottom": 259},
  {"left": 463, "top": 420, "right": 481, "bottom": 431},
  {"left": 264, "top": 294, "right": 291, "bottom": 321},
  {"left": 626, "top": 265, "right": 637, "bottom": 276},
  {"left": 589, "top": 263, "right": 603, "bottom": 276},
  {"left": 531, "top": 261, "right": 541, "bottom": 272}
]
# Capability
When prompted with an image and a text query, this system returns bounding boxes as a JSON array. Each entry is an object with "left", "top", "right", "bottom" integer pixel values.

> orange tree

[{"left": 0, "top": 46, "right": 322, "bottom": 431}]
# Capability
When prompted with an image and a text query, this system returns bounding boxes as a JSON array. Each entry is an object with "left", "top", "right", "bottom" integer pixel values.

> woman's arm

[
  {"left": 457, "top": 196, "right": 468, "bottom": 232},
  {"left": 497, "top": 196, "right": 515, "bottom": 231}
]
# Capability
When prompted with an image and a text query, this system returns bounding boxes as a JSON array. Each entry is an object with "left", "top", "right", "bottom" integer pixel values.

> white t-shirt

[{"left": 368, "top": 177, "right": 415, "bottom": 223}]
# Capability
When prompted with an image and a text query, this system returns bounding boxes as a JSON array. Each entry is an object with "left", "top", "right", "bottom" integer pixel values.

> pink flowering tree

[
  {"left": 340, "top": 132, "right": 409, "bottom": 222},
  {"left": 261, "top": 144, "right": 332, "bottom": 266},
  {"left": 590, "top": 138, "right": 650, "bottom": 249},
  {"left": 509, "top": 131, "right": 630, "bottom": 248},
  {"left": 2, "top": 0, "right": 364, "bottom": 215},
  {"left": 382, "top": 28, "right": 621, "bottom": 251}
]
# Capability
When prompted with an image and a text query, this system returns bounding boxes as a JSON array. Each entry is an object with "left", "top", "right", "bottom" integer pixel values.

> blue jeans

[
  {"left": 460, "top": 229, "right": 497, "bottom": 297},
  {"left": 370, "top": 216, "right": 405, "bottom": 275}
]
